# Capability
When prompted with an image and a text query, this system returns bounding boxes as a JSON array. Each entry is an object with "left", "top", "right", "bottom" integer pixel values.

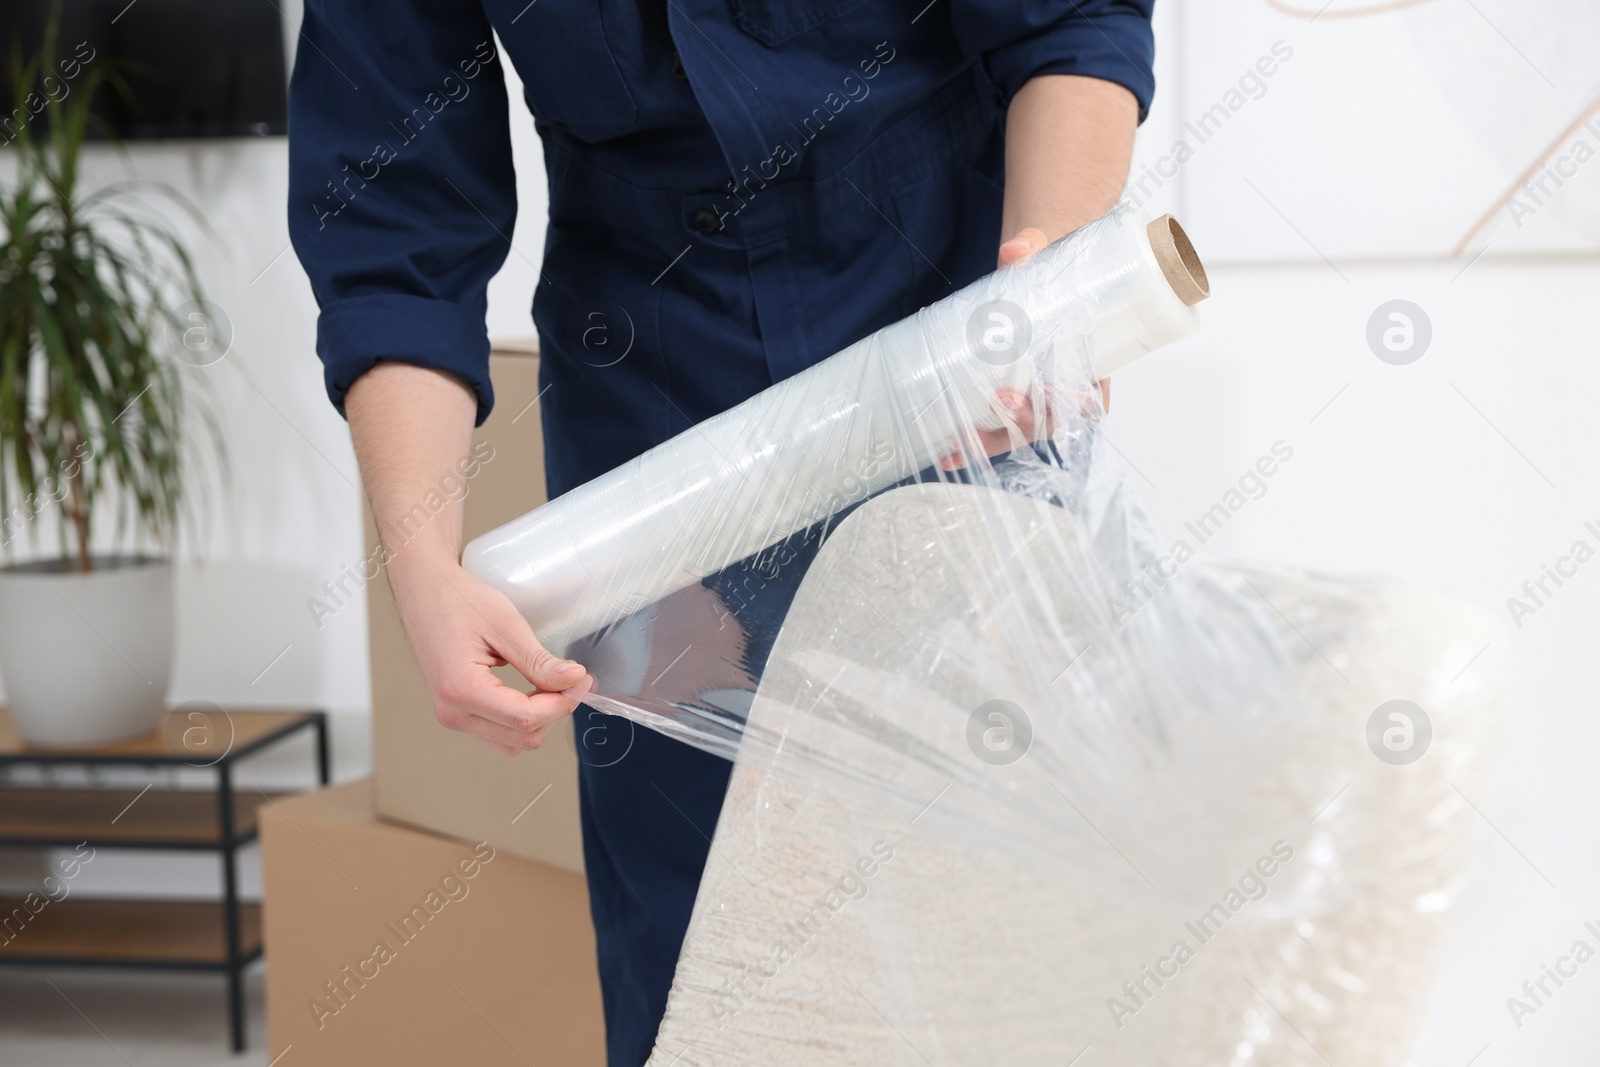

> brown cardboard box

[
  {"left": 366, "top": 339, "right": 586, "bottom": 873},
  {"left": 261, "top": 779, "right": 605, "bottom": 1065}
]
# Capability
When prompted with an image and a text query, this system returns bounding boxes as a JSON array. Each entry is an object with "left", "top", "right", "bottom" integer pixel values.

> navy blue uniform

[{"left": 288, "top": 2, "right": 1153, "bottom": 1061}]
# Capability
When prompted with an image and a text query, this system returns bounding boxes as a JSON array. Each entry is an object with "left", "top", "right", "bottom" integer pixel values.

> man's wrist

[{"left": 384, "top": 545, "right": 463, "bottom": 594}]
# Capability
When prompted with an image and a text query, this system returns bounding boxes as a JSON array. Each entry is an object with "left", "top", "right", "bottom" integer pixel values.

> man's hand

[
  {"left": 346, "top": 362, "right": 590, "bottom": 755},
  {"left": 1000, "top": 74, "right": 1133, "bottom": 420},
  {"left": 1000, "top": 226, "right": 1112, "bottom": 415},
  {"left": 938, "top": 225, "right": 1113, "bottom": 472},
  {"left": 388, "top": 557, "right": 593, "bottom": 755},
  {"left": 939, "top": 76, "right": 1135, "bottom": 472},
  {"left": 996, "top": 225, "right": 1051, "bottom": 268}
]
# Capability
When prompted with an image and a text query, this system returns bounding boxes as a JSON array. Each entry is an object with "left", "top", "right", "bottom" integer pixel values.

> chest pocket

[
  {"left": 495, "top": 0, "right": 638, "bottom": 141},
  {"left": 732, "top": 0, "right": 868, "bottom": 46}
]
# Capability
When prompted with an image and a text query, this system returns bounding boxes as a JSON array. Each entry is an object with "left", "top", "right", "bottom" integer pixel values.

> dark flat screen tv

[{"left": 0, "top": 0, "right": 288, "bottom": 140}]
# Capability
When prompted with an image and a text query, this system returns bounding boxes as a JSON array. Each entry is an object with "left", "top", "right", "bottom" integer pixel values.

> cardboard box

[
  {"left": 261, "top": 779, "right": 605, "bottom": 1065},
  {"left": 366, "top": 339, "right": 586, "bottom": 873}
]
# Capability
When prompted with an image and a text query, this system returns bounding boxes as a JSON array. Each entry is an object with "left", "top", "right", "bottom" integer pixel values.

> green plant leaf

[{"left": 0, "top": 2, "right": 222, "bottom": 570}]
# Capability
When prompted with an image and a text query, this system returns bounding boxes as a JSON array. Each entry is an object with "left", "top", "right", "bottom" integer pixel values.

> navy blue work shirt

[{"left": 289, "top": 2, "right": 1153, "bottom": 1063}]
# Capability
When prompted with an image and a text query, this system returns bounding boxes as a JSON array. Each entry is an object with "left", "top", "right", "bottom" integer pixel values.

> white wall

[{"left": 1155, "top": 0, "right": 1600, "bottom": 258}]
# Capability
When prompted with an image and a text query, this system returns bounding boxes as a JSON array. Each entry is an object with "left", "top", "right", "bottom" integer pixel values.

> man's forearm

[
  {"left": 345, "top": 363, "right": 478, "bottom": 578},
  {"left": 342, "top": 361, "right": 592, "bottom": 754},
  {"left": 1002, "top": 74, "right": 1139, "bottom": 247}
]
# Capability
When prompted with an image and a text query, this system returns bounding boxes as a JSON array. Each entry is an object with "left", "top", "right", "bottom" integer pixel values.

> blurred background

[{"left": 0, "top": 0, "right": 1596, "bottom": 1063}]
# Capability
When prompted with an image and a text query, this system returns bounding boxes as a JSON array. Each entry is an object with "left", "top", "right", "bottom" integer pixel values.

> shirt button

[{"left": 690, "top": 208, "right": 722, "bottom": 233}]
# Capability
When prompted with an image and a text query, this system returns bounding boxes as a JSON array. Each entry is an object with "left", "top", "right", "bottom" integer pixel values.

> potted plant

[{"left": 0, "top": 20, "right": 220, "bottom": 745}]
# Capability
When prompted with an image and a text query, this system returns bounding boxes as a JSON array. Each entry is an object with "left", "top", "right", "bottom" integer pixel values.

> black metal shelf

[{"left": 0, "top": 708, "right": 328, "bottom": 1053}]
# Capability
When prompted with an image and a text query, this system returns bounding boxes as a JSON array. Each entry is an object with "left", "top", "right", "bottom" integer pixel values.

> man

[{"left": 288, "top": 1, "right": 1153, "bottom": 1061}]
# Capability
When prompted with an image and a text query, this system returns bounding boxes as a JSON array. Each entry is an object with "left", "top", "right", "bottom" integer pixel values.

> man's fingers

[
  {"left": 466, "top": 699, "right": 566, "bottom": 752},
  {"left": 439, "top": 667, "right": 593, "bottom": 734},
  {"left": 469, "top": 716, "right": 545, "bottom": 755},
  {"left": 527, "top": 647, "right": 587, "bottom": 692},
  {"left": 997, "top": 389, "right": 1035, "bottom": 436},
  {"left": 483, "top": 597, "right": 587, "bottom": 692},
  {"left": 437, "top": 698, "right": 538, "bottom": 752},
  {"left": 939, "top": 429, "right": 1012, "bottom": 471},
  {"left": 998, "top": 226, "right": 1049, "bottom": 266},
  {"left": 939, "top": 390, "right": 1038, "bottom": 470},
  {"left": 444, "top": 681, "right": 581, "bottom": 754}
]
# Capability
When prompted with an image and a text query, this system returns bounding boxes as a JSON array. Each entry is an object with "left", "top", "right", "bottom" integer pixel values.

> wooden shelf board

[
  {"left": 0, "top": 898, "right": 261, "bottom": 964},
  {"left": 0, "top": 788, "right": 286, "bottom": 846},
  {"left": 0, "top": 709, "right": 315, "bottom": 763}
]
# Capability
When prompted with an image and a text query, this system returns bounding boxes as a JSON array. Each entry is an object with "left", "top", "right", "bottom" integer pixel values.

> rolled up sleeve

[
  {"left": 950, "top": 0, "right": 1156, "bottom": 120},
  {"left": 288, "top": 0, "right": 516, "bottom": 425}
]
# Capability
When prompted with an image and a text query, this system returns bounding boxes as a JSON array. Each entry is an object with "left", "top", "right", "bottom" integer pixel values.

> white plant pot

[{"left": 0, "top": 556, "right": 173, "bottom": 746}]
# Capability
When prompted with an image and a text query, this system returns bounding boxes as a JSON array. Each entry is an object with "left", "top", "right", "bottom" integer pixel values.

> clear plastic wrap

[
  {"left": 463, "top": 203, "right": 1514, "bottom": 1064},
  {"left": 464, "top": 204, "right": 1208, "bottom": 762},
  {"left": 463, "top": 207, "right": 1202, "bottom": 662}
]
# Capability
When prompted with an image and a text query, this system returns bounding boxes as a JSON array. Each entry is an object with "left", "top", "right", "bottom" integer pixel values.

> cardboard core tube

[{"left": 1147, "top": 215, "right": 1209, "bottom": 307}]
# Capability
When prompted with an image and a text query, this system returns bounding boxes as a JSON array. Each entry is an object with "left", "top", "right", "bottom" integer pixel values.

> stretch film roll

[{"left": 463, "top": 204, "right": 1208, "bottom": 655}]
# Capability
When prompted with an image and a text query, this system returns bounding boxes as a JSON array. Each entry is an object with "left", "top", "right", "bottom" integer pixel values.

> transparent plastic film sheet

[
  {"left": 464, "top": 202, "right": 1207, "bottom": 761},
  {"left": 463, "top": 203, "right": 1514, "bottom": 1065}
]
